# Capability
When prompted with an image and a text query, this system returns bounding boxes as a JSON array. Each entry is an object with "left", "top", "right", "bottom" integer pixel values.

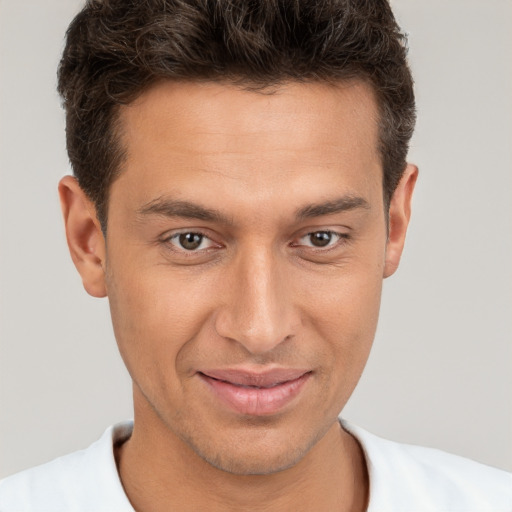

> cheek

[
  {"left": 105, "top": 263, "right": 215, "bottom": 386},
  {"left": 299, "top": 258, "right": 384, "bottom": 392},
  {"left": 302, "top": 250, "right": 383, "bottom": 334}
]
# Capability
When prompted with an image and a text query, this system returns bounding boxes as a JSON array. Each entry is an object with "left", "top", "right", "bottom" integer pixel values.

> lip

[{"left": 198, "top": 368, "right": 311, "bottom": 416}]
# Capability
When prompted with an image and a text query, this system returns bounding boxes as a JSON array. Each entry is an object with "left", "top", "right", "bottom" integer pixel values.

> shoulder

[
  {"left": 342, "top": 420, "right": 512, "bottom": 511},
  {"left": 0, "top": 422, "right": 134, "bottom": 512}
]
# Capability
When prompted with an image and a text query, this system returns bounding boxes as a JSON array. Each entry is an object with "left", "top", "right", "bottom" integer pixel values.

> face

[{"left": 61, "top": 80, "right": 416, "bottom": 475}]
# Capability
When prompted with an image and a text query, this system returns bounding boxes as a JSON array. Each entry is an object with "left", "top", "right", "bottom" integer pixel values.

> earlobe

[
  {"left": 383, "top": 164, "right": 418, "bottom": 278},
  {"left": 58, "top": 176, "right": 107, "bottom": 298}
]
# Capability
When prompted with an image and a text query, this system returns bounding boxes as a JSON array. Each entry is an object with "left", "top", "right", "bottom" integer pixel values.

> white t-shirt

[{"left": 0, "top": 420, "right": 510, "bottom": 511}]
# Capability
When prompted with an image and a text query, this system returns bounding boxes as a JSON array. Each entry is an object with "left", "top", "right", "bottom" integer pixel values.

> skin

[{"left": 59, "top": 80, "right": 417, "bottom": 511}]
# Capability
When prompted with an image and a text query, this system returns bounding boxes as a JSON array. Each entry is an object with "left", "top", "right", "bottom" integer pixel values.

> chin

[
  {"left": 197, "top": 443, "right": 307, "bottom": 476},
  {"left": 180, "top": 422, "right": 328, "bottom": 476}
]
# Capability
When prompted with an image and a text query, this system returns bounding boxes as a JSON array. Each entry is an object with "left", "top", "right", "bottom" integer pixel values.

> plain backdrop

[{"left": 0, "top": 0, "right": 511, "bottom": 478}]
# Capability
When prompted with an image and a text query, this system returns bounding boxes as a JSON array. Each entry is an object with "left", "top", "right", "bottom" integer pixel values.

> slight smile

[{"left": 198, "top": 368, "right": 312, "bottom": 416}]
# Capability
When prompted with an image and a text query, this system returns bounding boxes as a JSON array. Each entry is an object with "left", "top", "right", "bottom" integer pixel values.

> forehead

[
  {"left": 112, "top": 79, "right": 382, "bottom": 217},
  {"left": 120, "top": 79, "right": 379, "bottom": 155}
]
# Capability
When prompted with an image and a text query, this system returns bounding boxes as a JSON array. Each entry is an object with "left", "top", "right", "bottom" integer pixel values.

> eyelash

[
  {"left": 294, "top": 230, "right": 349, "bottom": 251},
  {"left": 164, "top": 231, "right": 219, "bottom": 254},
  {"left": 161, "top": 229, "right": 350, "bottom": 255}
]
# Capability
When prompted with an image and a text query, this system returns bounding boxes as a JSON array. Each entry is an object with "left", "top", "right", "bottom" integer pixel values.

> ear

[
  {"left": 58, "top": 176, "right": 107, "bottom": 297},
  {"left": 383, "top": 164, "right": 418, "bottom": 278}
]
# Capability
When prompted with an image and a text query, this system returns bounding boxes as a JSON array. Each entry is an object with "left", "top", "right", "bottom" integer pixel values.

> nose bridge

[{"left": 215, "top": 244, "right": 296, "bottom": 354}]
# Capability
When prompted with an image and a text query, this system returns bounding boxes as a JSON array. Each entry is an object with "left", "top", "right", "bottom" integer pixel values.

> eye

[
  {"left": 167, "top": 232, "right": 214, "bottom": 251},
  {"left": 297, "top": 230, "right": 346, "bottom": 249}
]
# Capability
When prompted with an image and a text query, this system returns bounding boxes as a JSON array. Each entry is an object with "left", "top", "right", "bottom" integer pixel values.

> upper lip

[{"left": 199, "top": 368, "right": 310, "bottom": 388}]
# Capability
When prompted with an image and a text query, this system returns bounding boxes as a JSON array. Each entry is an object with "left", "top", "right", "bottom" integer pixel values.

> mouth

[{"left": 198, "top": 368, "right": 312, "bottom": 416}]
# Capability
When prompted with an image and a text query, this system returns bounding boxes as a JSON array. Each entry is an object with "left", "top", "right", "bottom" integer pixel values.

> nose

[{"left": 214, "top": 248, "right": 299, "bottom": 355}]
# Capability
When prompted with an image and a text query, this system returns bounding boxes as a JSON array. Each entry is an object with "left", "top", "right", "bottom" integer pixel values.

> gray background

[{"left": 1, "top": 0, "right": 511, "bottom": 478}]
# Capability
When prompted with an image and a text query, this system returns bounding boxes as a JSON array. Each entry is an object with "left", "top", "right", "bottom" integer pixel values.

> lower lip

[{"left": 200, "top": 373, "right": 311, "bottom": 416}]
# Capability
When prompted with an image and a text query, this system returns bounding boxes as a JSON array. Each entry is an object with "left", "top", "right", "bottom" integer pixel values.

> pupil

[
  {"left": 311, "top": 231, "right": 331, "bottom": 247},
  {"left": 179, "top": 233, "right": 202, "bottom": 250}
]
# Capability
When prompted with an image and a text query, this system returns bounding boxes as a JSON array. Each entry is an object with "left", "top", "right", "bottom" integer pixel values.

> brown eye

[
  {"left": 309, "top": 231, "right": 332, "bottom": 247},
  {"left": 178, "top": 233, "right": 203, "bottom": 250}
]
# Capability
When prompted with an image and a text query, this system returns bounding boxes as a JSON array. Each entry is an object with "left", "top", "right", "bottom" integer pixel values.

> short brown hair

[{"left": 58, "top": 0, "right": 415, "bottom": 230}]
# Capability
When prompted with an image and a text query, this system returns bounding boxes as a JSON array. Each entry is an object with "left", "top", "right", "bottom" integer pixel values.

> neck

[{"left": 116, "top": 397, "right": 368, "bottom": 512}]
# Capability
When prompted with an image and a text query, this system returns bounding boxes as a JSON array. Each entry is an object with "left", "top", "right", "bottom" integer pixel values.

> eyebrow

[
  {"left": 137, "top": 194, "right": 370, "bottom": 224},
  {"left": 295, "top": 195, "right": 370, "bottom": 219},
  {"left": 137, "top": 198, "right": 232, "bottom": 224}
]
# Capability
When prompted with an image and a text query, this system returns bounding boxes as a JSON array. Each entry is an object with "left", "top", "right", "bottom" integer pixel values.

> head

[
  {"left": 58, "top": 0, "right": 417, "bottom": 476},
  {"left": 58, "top": 0, "right": 415, "bottom": 231}
]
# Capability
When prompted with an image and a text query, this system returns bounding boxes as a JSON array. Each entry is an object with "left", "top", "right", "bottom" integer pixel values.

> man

[{"left": 0, "top": 0, "right": 510, "bottom": 510}]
